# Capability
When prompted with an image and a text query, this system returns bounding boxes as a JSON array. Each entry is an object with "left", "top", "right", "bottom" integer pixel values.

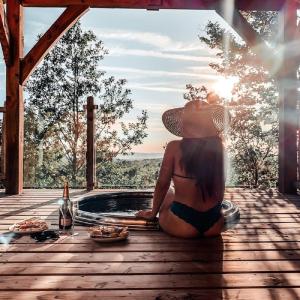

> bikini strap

[{"left": 173, "top": 173, "right": 195, "bottom": 179}]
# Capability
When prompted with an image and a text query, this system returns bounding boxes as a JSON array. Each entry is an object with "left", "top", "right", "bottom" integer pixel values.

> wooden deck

[{"left": 0, "top": 188, "right": 300, "bottom": 299}]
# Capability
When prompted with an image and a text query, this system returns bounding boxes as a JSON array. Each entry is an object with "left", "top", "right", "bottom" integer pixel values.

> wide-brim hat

[{"left": 162, "top": 100, "right": 230, "bottom": 138}]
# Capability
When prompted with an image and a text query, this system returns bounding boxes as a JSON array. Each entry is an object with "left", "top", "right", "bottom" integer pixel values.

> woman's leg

[
  {"left": 158, "top": 188, "right": 198, "bottom": 238},
  {"left": 158, "top": 188, "right": 175, "bottom": 214}
]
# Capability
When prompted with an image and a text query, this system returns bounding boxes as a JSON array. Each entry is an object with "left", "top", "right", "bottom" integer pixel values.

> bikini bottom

[{"left": 170, "top": 201, "right": 222, "bottom": 236}]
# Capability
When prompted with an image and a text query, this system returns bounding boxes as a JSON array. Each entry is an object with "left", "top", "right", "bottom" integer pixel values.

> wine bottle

[{"left": 59, "top": 182, "right": 73, "bottom": 233}]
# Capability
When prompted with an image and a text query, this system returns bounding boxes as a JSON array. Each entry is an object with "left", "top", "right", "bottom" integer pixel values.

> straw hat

[{"left": 162, "top": 99, "right": 230, "bottom": 138}]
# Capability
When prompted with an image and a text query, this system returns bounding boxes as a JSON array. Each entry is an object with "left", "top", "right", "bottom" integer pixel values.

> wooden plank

[
  {"left": 2, "top": 223, "right": 300, "bottom": 234},
  {"left": 0, "top": 1, "right": 9, "bottom": 65},
  {"left": 3, "top": 234, "right": 300, "bottom": 243},
  {"left": 2, "top": 201, "right": 300, "bottom": 210},
  {"left": 2, "top": 215, "right": 300, "bottom": 223},
  {"left": 1, "top": 260, "right": 300, "bottom": 275},
  {"left": 1, "top": 249, "right": 300, "bottom": 262},
  {"left": 2, "top": 230, "right": 300, "bottom": 244},
  {"left": 2, "top": 224, "right": 300, "bottom": 234},
  {"left": 21, "top": 5, "right": 89, "bottom": 84},
  {"left": 20, "top": 0, "right": 289, "bottom": 11},
  {"left": 0, "top": 273, "right": 300, "bottom": 290},
  {"left": 5, "top": 0, "right": 24, "bottom": 195},
  {"left": 5, "top": 233, "right": 300, "bottom": 244},
  {"left": 2, "top": 221, "right": 300, "bottom": 230},
  {"left": 0, "top": 188, "right": 300, "bottom": 201},
  {"left": 0, "top": 289, "right": 300, "bottom": 300},
  {"left": 3, "top": 241, "right": 300, "bottom": 252}
]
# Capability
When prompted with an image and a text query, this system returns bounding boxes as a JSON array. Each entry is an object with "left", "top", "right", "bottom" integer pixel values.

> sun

[{"left": 213, "top": 76, "right": 238, "bottom": 99}]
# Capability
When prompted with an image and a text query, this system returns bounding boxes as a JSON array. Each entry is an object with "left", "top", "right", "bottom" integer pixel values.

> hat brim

[
  {"left": 162, "top": 105, "right": 230, "bottom": 137},
  {"left": 162, "top": 108, "right": 184, "bottom": 137}
]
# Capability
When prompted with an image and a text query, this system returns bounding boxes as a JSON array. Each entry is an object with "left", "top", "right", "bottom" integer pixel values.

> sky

[{"left": 0, "top": 8, "right": 234, "bottom": 153}]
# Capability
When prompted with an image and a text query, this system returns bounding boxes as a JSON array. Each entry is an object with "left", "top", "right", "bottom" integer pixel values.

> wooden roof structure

[{"left": 0, "top": 0, "right": 299, "bottom": 194}]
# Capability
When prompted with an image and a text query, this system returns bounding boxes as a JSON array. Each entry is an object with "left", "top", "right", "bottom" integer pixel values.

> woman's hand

[{"left": 135, "top": 209, "right": 156, "bottom": 220}]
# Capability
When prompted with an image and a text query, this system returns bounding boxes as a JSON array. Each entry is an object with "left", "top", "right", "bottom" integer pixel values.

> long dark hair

[{"left": 180, "top": 137, "right": 224, "bottom": 201}]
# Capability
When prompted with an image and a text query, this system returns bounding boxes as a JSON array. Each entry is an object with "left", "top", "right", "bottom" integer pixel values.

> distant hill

[{"left": 116, "top": 152, "right": 163, "bottom": 161}]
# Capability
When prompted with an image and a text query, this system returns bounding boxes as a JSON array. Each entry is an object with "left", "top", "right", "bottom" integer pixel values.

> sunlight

[{"left": 213, "top": 76, "right": 238, "bottom": 99}]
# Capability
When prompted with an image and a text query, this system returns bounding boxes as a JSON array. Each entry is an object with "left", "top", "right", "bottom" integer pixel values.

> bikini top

[{"left": 173, "top": 173, "right": 195, "bottom": 179}]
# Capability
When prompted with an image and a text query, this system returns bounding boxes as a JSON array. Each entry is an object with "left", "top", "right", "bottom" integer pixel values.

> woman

[{"left": 136, "top": 94, "right": 229, "bottom": 238}]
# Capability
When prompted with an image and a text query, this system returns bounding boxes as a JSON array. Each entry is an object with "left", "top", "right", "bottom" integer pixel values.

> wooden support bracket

[
  {"left": 0, "top": 0, "right": 9, "bottom": 65},
  {"left": 215, "top": 8, "right": 277, "bottom": 74},
  {"left": 21, "top": 5, "right": 89, "bottom": 84}
]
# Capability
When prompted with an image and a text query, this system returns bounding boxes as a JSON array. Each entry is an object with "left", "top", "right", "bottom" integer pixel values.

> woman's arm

[{"left": 136, "top": 141, "right": 175, "bottom": 219}]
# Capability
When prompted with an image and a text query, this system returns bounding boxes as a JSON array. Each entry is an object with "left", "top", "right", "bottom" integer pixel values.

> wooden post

[
  {"left": 0, "top": 0, "right": 10, "bottom": 66},
  {"left": 0, "top": 103, "right": 6, "bottom": 180},
  {"left": 85, "top": 96, "right": 98, "bottom": 191},
  {"left": 5, "top": 0, "right": 24, "bottom": 194},
  {"left": 20, "top": 5, "right": 89, "bottom": 84},
  {"left": 278, "top": 2, "right": 298, "bottom": 194}
]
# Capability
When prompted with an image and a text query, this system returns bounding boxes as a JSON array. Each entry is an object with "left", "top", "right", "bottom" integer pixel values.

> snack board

[
  {"left": 89, "top": 225, "right": 129, "bottom": 242},
  {"left": 9, "top": 217, "right": 48, "bottom": 234}
]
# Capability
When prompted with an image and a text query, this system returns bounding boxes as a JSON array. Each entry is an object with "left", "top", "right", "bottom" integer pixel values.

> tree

[
  {"left": 186, "top": 12, "right": 279, "bottom": 188},
  {"left": 24, "top": 22, "right": 148, "bottom": 187}
]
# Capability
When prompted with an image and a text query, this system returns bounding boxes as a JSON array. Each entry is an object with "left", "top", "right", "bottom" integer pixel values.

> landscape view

[{"left": 0, "top": 9, "right": 279, "bottom": 189}]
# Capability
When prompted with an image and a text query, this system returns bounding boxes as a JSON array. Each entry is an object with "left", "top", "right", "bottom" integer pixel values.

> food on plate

[
  {"left": 88, "top": 225, "right": 129, "bottom": 239},
  {"left": 10, "top": 217, "right": 48, "bottom": 233}
]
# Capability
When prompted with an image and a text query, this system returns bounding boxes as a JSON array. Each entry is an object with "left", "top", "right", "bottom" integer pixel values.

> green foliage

[
  {"left": 97, "top": 159, "right": 161, "bottom": 188},
  {"left": 24, "top": 22, "right": 148, "bottom": 188},
  {"left": 191, "top": 12, "right": 279, "bottom": 188}
]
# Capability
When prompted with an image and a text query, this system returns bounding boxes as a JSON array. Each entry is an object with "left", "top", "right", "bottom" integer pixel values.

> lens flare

[{"left": 213, "top": 76, "right": 238, "bottom": 99}]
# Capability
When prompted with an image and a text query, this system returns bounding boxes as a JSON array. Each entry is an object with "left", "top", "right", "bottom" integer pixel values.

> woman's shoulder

[
  {"left": 166, "top": 140, "right": 181, "bottom": 150},
  {"left": 164, "top": 140, "right": 181, "bottom": 157}
]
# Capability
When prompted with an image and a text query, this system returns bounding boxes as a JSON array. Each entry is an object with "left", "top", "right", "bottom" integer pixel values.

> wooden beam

[
  {"left": 215, "top": 8, "right": 277, "bottom": 73},
  {"left": 5, "top": 0, "right": 24, "bottom": 194},
  {"left": 21, "top": 0, "right": 216, "bottom": 9},
  {"left": 20, "top": 0, "right": 290, "bottom": 11},
  {"left": 0, "top": 0, "right": 9, "bottom": 65},
  {"left": 278, "top": 1, "right": 298, "bottom": 194},
  {"left": 216, "top": 9, "right": 266, "bottom": 47},
  {"left": 21, "top": 5, "right": 89, "bottom": 84}
]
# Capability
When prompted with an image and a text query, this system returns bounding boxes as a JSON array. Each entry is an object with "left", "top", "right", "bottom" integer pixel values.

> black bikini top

[{"left": 173, "top": 173, "right": 195, "bottom": 180}]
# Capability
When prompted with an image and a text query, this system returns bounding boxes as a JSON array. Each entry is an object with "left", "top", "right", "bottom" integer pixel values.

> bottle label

[{"left": 60, "top": 217, "right": 72, "bottom": 227}]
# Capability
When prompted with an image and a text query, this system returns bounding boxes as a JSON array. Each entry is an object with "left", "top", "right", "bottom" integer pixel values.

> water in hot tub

[{"left": 79, "top": 196, "right": 153, "bottom": 217}]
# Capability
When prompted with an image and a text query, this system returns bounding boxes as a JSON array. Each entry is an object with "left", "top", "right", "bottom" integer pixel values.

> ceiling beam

[
  {"left": 0, "top": 0, "right": 9, "bottom": 65},
  {"left": 20, "top": 0, "right": 291, "bottom": 11},
  {"left": 21, "top": 0, "right": 215, "bottom": 9},
  {"left": 21, "top": 5, "right": 89, "bottom": 84}
]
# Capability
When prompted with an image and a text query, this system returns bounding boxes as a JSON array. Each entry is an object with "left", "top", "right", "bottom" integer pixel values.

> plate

[
  {"left": 8, "top": 218, "right": 48, "bottom": 234},
  {"left": 90, "top": 234, "right": 129, "bottom": 243},
  {"left": 8, "top": 225, "right": 48, "bottom": 234},
  {"left": 88, "top": 225, "right": 129, "bottom": 243}
]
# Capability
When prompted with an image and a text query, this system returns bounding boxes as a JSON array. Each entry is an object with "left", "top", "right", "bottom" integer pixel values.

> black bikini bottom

[{"left": 170, "top": 201, "right": 222, "bottom": 236}]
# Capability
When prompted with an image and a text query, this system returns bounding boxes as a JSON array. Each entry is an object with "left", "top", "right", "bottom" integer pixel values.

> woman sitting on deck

[{"left": 136, "top": 93, "right": 229, "bottom": 238}]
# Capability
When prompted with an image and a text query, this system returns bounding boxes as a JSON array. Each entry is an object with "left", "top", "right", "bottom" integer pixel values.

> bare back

[{"left": 165, "top": 140, "right": 223, "bottom": 211}]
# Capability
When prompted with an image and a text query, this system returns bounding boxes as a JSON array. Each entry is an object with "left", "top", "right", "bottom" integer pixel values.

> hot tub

[{"left": 74, "top": 191, "right": 240, "bottom": 231}]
